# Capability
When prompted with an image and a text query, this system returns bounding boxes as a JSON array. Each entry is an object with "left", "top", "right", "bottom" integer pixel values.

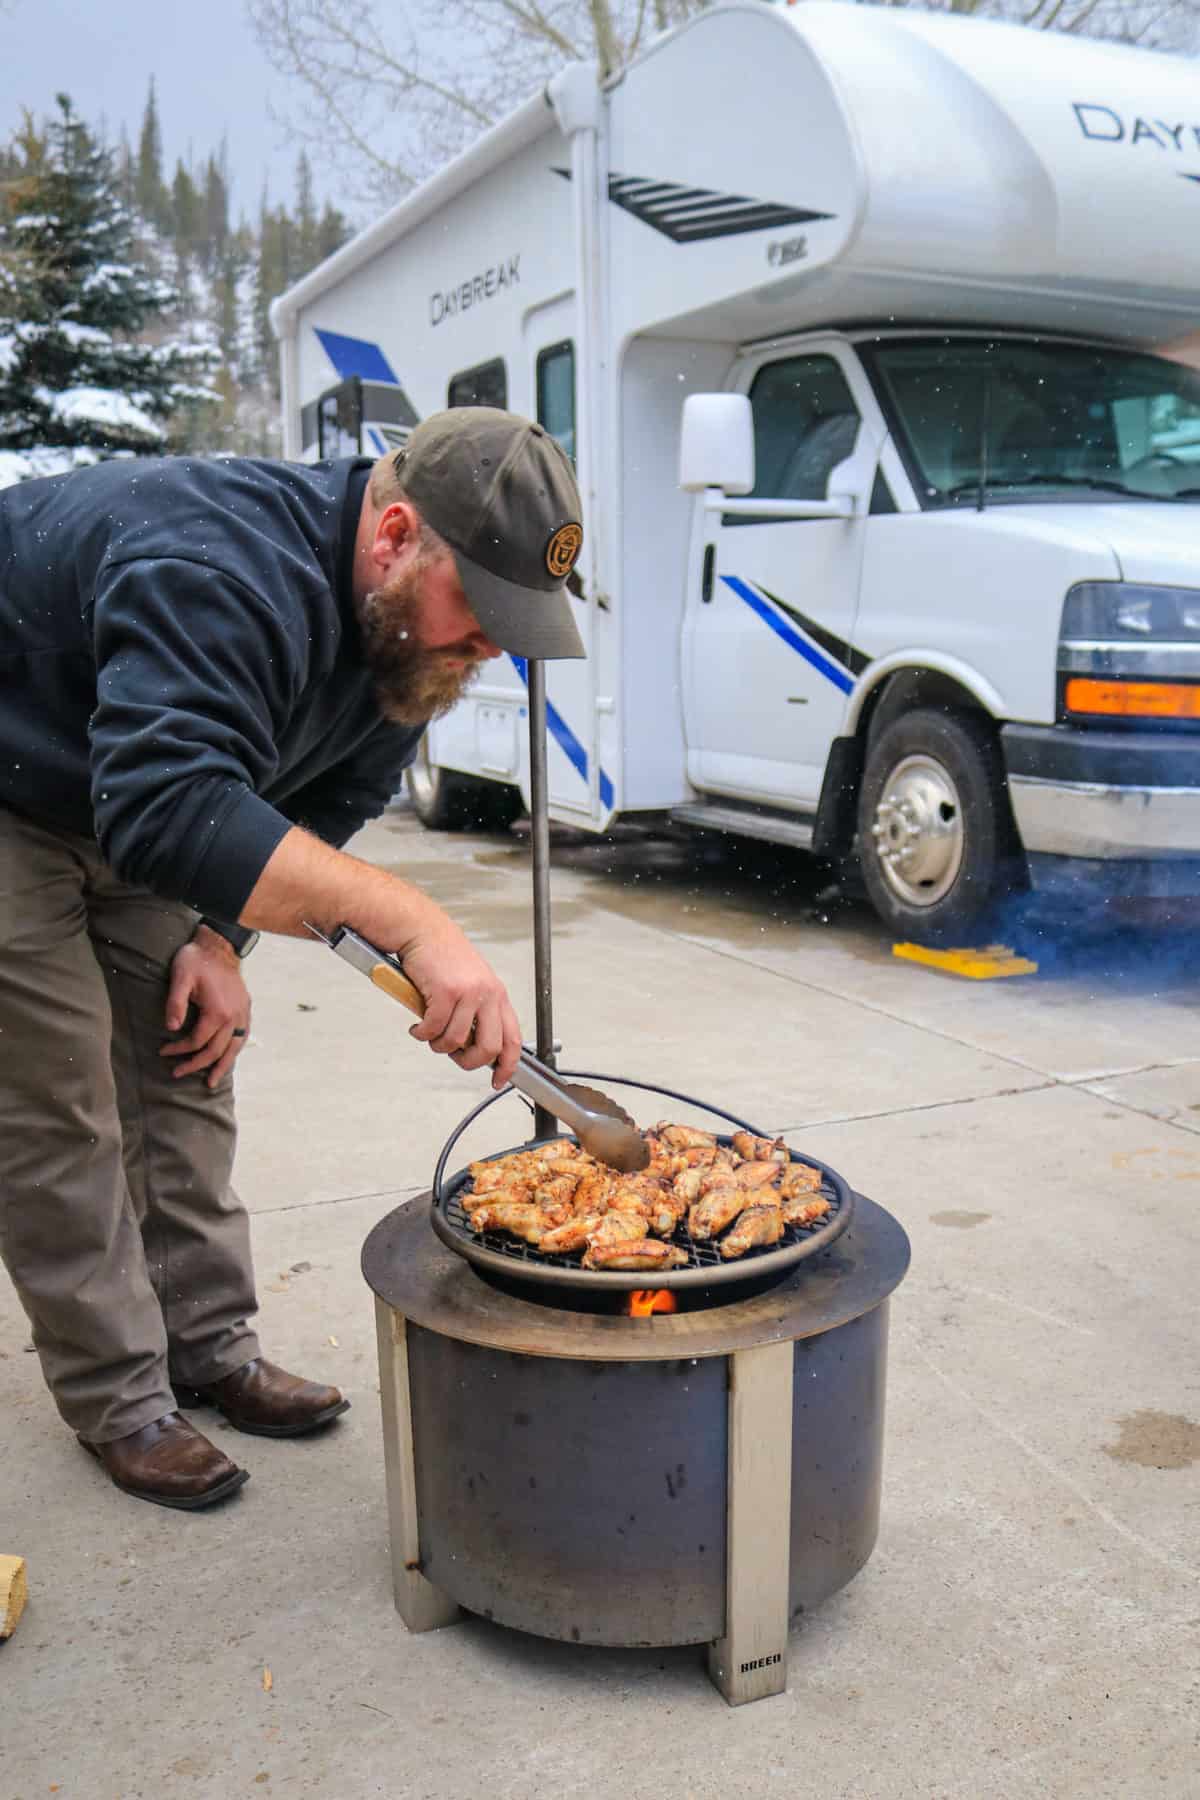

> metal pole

[{"left": 527, "top": 659, "right": 557, "bottom": 1139}]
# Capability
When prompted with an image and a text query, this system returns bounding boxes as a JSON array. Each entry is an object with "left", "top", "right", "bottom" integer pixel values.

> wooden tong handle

[{"left": 369, "top": 960, "right": 426, "bottom": 1016}]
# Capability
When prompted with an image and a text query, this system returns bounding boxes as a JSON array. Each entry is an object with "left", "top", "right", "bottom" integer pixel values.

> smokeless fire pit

[
  {"left": 361, "top": 665, "right": 908, "bottom": 1705},
  {"left": 361, "top": 1082, "right": 910, "bottom": 1707}
]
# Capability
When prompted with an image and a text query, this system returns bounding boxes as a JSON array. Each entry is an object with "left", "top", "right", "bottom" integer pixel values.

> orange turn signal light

[{"left": 1065, "top": 678, "right": 1200, "bottom": 720}]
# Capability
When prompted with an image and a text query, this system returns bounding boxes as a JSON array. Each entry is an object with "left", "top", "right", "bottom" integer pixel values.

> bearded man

[{"left": 0, "top": 408, "right": 585, "bottom": 1511}]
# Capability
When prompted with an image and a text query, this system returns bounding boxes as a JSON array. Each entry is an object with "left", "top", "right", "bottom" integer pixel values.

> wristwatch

[{"left": 200, "top": 918, "right": 261, "bottom": 959}]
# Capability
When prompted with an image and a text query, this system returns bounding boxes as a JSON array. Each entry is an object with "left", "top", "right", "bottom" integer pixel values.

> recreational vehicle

[{"left": 272, "top": 2, "right": 1200, "bottom": 941}]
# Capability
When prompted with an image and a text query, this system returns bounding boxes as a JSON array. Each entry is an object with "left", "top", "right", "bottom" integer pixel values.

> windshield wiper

[{"left": 942, "top": 474, "right": 1141, "bottom": 501}]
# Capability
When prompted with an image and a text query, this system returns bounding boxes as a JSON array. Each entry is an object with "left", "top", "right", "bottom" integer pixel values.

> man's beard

[{"left": 357, "top": 563, "right": 483, "bottom": 726}]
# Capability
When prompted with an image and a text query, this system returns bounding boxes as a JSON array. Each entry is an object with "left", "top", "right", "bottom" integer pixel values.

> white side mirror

[{"left": 679, "top": 394, "right": 755, "bottom": 495}]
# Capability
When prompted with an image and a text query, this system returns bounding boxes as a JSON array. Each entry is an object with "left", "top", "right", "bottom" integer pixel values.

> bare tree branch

[{"left": 247, "top": 0, "right": 1199, "bottom": 209}]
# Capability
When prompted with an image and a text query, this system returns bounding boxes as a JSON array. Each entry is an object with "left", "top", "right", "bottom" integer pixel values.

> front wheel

[
  {"left": 857, "top": 709, "right": 1021, "bottom": 944},
  {"left": 405, "top": 740, "right": 523, "bottom": 833}
]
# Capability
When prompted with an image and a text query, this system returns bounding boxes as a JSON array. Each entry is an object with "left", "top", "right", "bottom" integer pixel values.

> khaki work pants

[{"left": 0, "top": 807, "right": 260, "bottom": 1442}]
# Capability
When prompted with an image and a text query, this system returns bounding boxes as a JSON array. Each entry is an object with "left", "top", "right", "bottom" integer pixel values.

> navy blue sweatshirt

[{"left": 0, "top": 454, "right": 423, "bottom": 924}]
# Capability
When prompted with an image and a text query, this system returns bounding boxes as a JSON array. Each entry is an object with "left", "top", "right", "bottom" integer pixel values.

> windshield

[{"left": 865, "top": 338, "right": 1200, "bottom": 507}]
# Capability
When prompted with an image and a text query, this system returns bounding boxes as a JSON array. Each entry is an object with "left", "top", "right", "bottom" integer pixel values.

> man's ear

[{"left": 371, "top": 501, "right": 421, "bottom": 578}]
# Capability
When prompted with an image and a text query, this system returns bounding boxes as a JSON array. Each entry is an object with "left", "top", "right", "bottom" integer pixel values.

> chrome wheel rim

[{"left": 870, "top": 752, "right": 964, "bottom": 907}]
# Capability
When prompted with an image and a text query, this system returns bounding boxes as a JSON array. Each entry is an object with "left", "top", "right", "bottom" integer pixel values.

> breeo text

[
  {"left": 739, "top": 1653, "right": 783, "bottom": 1673},
  {"left": 430, "top": 257, "right": 521, "bottom": 327}
]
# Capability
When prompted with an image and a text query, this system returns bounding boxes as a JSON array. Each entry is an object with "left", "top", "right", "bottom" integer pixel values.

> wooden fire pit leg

[
  {"left": 707, "top": 1340, "right": 794, "bottom": 1706},
  {"left": 374, "top": 1298, "right": 461, "bottom": 1633}
]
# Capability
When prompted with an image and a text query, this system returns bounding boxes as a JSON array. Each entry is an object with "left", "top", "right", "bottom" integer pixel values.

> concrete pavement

[{"left": 3, "top": 807, "right": 1198, "bottom": 1799}]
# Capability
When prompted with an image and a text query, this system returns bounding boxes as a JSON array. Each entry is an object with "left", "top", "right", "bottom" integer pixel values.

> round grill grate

[{"left": 429, "top": 1074, "right": 855, "bottom": 1293}]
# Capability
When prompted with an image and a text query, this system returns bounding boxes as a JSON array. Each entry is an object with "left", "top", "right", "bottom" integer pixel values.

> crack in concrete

[{"left": 252, "top": 1183, "right": 424, "bottom": 1217}]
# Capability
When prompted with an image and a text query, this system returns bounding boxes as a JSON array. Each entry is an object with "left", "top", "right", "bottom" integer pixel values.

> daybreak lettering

[
  {"left": 1073, "top": 102, "right": 1200, "bottom": 154},
  {"left": 429, "top": 256, "right": 521, "bottom": 328}
]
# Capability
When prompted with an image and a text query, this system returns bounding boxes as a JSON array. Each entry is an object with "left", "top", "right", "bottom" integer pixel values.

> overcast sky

[{"left": 0, "top": 0, "right": 337, "bottom": 221}]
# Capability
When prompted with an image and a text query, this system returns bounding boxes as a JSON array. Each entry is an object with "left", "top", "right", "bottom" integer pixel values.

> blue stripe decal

[
  {"left": 366, "top": 427, "right": 387, "bottom": 455},
  {"left": 720, "top": 575, "right": 853, "bottom": 695},
  {"left": 313, "top": 328, "right": 399, "bottom": 384},
  {"left": 510, "top": 656, "right": 615, "bottom": 811}
]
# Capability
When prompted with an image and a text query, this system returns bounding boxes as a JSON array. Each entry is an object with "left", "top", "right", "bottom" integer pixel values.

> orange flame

[{"left": 626, "top": 1288, "right": 678, "bottom": 1317}]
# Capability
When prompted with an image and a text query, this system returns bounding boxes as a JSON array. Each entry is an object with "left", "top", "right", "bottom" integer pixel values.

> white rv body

[{"left": 273, "top": 3, "right": 1200, "bottom": 934}]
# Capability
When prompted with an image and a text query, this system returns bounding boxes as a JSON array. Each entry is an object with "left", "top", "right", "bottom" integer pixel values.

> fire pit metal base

[{"left": 364, "top": 1193, "right": 909, "bottom": 1707}]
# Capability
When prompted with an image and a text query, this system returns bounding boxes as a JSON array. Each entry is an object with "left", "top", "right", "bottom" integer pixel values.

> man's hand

[
  {"left": 398, "top": 917, "right": 523, "bottom": 1091},
  {"left": 160, "top": 926, "right": 252, "bottom": 1089}
]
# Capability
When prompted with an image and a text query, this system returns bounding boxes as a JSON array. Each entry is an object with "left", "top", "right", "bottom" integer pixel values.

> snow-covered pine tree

[{"left": 0, "top": 93, "right": 217, "bottom": 482}]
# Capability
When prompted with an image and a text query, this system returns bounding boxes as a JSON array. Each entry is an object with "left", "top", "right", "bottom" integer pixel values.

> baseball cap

[{"left": 392, "top": 408, "right": 586, "bottom": 660}]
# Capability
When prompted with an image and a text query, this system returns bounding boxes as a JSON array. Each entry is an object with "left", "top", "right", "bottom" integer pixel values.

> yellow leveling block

[
  {"left": 893, "top": 942, "right": 1038, "bottom": 981},
  {"left": 0, "top": 1555, "right": 27, "bottom": 1640}
]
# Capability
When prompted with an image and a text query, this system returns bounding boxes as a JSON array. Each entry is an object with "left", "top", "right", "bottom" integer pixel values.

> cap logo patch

[{"left": 545, "top": 522, "right": 583, "bottom": 579}]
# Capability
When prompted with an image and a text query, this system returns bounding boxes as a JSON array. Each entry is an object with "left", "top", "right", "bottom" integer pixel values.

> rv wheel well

[
  {"left": 812, "top": 667, "right": 995, "bottom": 860},
  {"left": 861, "top": 668, "right": 991, "bottom": 746}
]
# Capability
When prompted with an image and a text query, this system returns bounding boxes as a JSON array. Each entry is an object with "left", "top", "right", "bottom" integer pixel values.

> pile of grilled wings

[{"left": 463, "top": 1123, "right": 831, "bottom": 1271}]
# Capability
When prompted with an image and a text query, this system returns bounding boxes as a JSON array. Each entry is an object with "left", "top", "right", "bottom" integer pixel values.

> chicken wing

[
  {"left": 461, "top": 1181, "right": 533, "bottom": 1213},
  {"left": 531, "top": 1174, "right": 581, "bottom": 1210},
  {"left": 781, "top": 1195, "right": 832, "bottom": 1227},
  {"left": 688, "top": 1183, "right": 759, "bottom": 1240},
  {"left": 571, "top": 1171, "right": 620, "bottom": 1216},
  {"left": 584, "top": 1209, "right": 650, "bottom": 1249},
  {"left": 539, "top": 1213, "right": 605, "bottom": 1255},
  {"left": 647, "top": 1190, "right": 687, "bottom": 1238},
  {"left": 700, "top": 1160, "right": 780, "bottom": 1197},
  {"left": 609, "top": 1173, "right": 666, "bottom": 1212},
  {"left": 731, "top": 1131, "right": 789, "bottom": 1164},
  {"left": 468, "top": 1201, "right": 551, "bottom": 1244},
  {"left": 672, "top": 1165, "right": 709, "bottom": 1205},
  {"left": 655, "top": 1123, "right": 719, "bottom": 1150},
  {"left": 778, "top": 1163, "right": 823, "bottom": 1200},
  {"left": 582, "top": 1239, "right": 688, "bottom": 1271},
  {"left": 467, "top": 1159, "right": 533, "bottom": 1194},
  {"left": 719, "top": 1202, "right": 784, "bottom": 1259}
]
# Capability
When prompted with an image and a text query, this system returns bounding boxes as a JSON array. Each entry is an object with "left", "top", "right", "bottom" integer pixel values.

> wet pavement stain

[
  {"left": 369, "top": 849, "right": 593, "bottom": 943},
  {"left": 1103, "top": 1410, "right": 1200, "bottom": 1470},
  {"left": 930, "top": 1210, "right": 992, "bottom": 1229},
  {"left": 383, "top": 809, "right": 1200, "bottom": 990},
  {"left": 532, "top": 826, "right": 890, "bottom": 960}
]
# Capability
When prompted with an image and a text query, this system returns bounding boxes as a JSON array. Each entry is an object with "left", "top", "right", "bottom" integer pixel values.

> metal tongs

[{"left": 306, "top": 923, "right": 650, "bottom": 1173}]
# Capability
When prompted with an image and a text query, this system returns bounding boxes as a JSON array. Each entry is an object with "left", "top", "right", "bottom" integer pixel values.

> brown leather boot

[
  {"left": 175, "top": 1357, "right": 350, "bottom": 1438},
  {"left": 80, "top": 1413, "right": 249, "bottom": 1511}
]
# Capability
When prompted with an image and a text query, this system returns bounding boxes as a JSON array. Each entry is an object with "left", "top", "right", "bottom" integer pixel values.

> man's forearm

[
  {"left": 238, "top": 826, "right": 439, "bottom": 952},
  {"left": 236, "top": 825, "right": 524, "bottom": 1088}
]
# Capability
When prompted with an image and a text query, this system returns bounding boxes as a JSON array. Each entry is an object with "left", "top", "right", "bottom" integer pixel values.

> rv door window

[
  {"left": 536, "top": 340, "right": 576, "bottom": 463},
  {"left": 448, "top": 358, "right": 508, "bottom": 410},
  {"left": 735, "top": 355, "right": 861, "bottom": 521}
]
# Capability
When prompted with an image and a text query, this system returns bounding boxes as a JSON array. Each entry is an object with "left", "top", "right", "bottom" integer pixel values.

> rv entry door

[{"left": 683, "top": 348, "right": 874, "bottom": 811}]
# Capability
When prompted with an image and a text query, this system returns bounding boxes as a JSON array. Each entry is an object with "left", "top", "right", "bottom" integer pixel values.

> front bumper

[{"left": 1002, "top": 724, "right": 1200, "bottom": 860}]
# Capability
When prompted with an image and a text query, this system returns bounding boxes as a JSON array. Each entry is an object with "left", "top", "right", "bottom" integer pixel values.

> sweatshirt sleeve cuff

[{"left": 181, "top": 787, "right": 294, "bottom": 922}]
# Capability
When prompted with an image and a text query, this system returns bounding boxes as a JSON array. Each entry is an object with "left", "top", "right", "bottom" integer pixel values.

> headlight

[
  {"left": 1059, "top": 583, "right": 1200, "bottom": 694},
  {"left": 1061, "top": 582, "right": 1200, "bottom": 644}
]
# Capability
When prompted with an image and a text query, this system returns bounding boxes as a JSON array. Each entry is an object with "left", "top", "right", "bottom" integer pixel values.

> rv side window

[
  {"left": 536, "top": 341, "right": 576, "bottom": 464},
  {"left": 317, "top": 380, "right": 363, "bottom": 458},
  {"left": 448, "top": 359, "right": 508, "bottom": 410},
  {"left": 743, "top": 356, "right": 860, "bottom": 509}
]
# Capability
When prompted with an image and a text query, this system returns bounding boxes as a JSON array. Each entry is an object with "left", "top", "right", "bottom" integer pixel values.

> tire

[
  {"left": 405, "top": 739, "right": 522, "bottom": 833},
  {"left": 857, "top": 708, "right": 1021, "bottom": 944}
]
